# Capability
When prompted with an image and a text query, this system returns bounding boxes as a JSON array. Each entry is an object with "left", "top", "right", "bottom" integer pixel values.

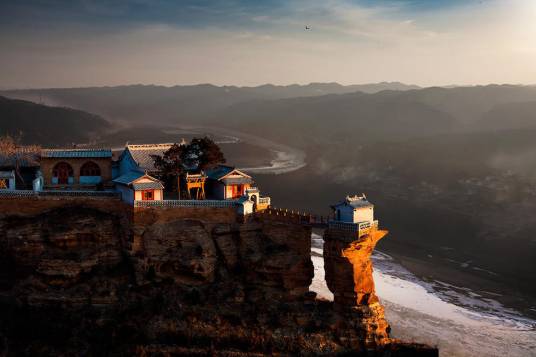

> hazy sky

[{"left": 1, "top": 0, "right": 536, "bottom": 88}]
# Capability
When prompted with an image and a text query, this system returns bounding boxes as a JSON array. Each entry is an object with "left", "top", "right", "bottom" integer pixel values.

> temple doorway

[{"left": 52, "top": 162, "right": 74, "bottom": 185}]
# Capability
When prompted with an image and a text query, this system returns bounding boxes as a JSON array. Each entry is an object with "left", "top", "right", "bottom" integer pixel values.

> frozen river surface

[{"left": 310, "top": 233, "right": 536, "bottom": 357}]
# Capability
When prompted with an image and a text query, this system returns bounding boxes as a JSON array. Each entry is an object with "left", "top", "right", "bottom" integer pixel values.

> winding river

[{"left": 163, "top": 126, "right": 307, "bottom": 174}]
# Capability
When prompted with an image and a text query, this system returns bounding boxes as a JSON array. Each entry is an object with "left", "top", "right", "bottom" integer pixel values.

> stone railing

[
  {"left": 256, "top": 207, "right": 332, "bottom": 225},
  {"left": 327, "top": 220, "right": 379, "bottom": 241},
  {"left": 328, "top": 221, "right": 359, "bottom": 232},
  {"left": 256, "top": 207, "right": 309, "bottom": 223},
  {"left": 134, "top": 199, "right": 238, "bottom": 208},
  {"left": 0, "top": 189, "right": 120, "bottom": 198},
  {"left": 0, "top": 190, "right": 36, "bottom": 198}
]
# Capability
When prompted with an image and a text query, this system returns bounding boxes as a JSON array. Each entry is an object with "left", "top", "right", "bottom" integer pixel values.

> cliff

[
  {"left": 0, "top": 197, "right": 437, "bottom": 356},
  {"left": 324, "top": 228, "right": 391, "bottom": 347}
]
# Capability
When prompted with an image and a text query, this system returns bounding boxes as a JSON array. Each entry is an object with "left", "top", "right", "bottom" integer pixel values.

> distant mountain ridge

[
  {"left": 0, "top": 82, "right": 420, "bottom": 124},
  {"left": 0, "top": 96, "right": 111, "bottom": 146},
  {"left": 209, "top": 84, "right": 536, "bottom": 147},
  {"left": 3, "top": 83, "right": 536, "bottom": 146}
]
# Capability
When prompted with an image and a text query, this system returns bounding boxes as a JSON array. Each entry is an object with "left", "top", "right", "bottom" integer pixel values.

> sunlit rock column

[
  {"left": 323, "top": 195, "right": 391, "bottom": 347},
  {"left": 324, "top": 228, "right": 387, "bottom": 307},
  {"left": 324, "top": 228, "right": 391, "bottom": 347}
]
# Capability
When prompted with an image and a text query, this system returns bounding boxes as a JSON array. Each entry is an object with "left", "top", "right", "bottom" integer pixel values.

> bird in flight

[{"left": 305, "top": 26, "right": 310, "bottom": 30}]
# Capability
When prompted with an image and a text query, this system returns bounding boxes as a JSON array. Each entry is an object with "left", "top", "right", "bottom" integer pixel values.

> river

[{"left": 163, "top": 126, "right": 307, "bottom": 174}]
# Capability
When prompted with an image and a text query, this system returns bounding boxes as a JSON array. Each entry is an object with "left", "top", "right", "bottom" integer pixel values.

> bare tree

[{"left": 0, "top": 135, "right": 40, "bottom": 187}]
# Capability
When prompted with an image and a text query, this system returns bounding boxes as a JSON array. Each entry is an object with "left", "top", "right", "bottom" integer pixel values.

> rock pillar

[{"left": 323, "top": 227, "right": 391, "bottom": 347}]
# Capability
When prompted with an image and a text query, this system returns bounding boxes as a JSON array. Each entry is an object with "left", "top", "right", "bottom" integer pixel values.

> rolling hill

[{"left": 0, "top": 96, "right": 111, "bottom": 146}]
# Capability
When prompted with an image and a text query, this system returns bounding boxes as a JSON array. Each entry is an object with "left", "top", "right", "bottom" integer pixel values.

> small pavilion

[
  {"left": 181, "top": 172, "right": 207, "bottom": 200},
  {"left": 113, "top": 171, "right": 164, "bottom": 204},
  {"left": 205, "top": 165, "right": 253, "bottom": 200}
]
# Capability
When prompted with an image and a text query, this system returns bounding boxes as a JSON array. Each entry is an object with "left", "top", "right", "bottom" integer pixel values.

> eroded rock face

[
  {"left": 0, "top": 200, "right": 436, "bottom": 356},
  {"left": 134, "top": 217, "right": 314, "bottom": 302},
  {"left": 0, "top": 206, "right": 126, "bottom": 295},
  {"left": 142, "top": 220, "right": 218, "bottom": 285},
  {"left": 324, "top": 229, "right": 391, "bottom": 347}
]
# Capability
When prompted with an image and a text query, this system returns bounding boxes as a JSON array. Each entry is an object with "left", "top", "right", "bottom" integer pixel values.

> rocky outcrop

[
  {"left": 324, "top": 228, "right": 391, "bottom": 347},
  {"left": 0, "top": 198, "right": 437, "bottom": 356}
]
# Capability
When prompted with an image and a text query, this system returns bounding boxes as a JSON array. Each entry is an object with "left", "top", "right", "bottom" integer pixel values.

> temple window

[
  {"left": 142, "top": 190, "right": 154, "bottom": 200},
  {"left": 80, "top": 161, "right": 102, "bottom": 184},
  {"left": 80, "top": 161, "right": 101, "bottom": 176}
]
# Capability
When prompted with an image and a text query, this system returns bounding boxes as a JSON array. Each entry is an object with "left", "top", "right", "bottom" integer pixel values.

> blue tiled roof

[
  {"left": 41, "top": 149, "right": 112, "bottom": 158},
  {"left": 222, "top": 177, "right": 253, "bottom": 185},
  {"left": 206, "top": 165, "right": 236, "bottom": 180},
  {"left": 132, "top": 182, "right": 164, "bottom": 190},
  {"left": 112, "top": 171, "right": 145, "bottom": 185}
]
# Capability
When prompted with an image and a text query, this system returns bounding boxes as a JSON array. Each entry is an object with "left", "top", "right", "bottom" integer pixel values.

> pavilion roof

[
  {"left": 333, "top": 195, "right": 373, "bottom": 209},
  {"left": 112, "top": 171, "right": 146, "bottom": 185},
  {"left": 222, "top": 177, "right": 253, "bottom": 185},
  {"left": 113, "top": 170, "right": 163, "bottom": 190},
  {"left": 206, "top": 165, "right": 252, "bottom": 181},
  {"left": 132, "top": 181, "right": 164, "bottom": 190}
]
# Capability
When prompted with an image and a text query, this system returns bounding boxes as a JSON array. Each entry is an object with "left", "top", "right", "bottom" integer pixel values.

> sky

[{"left": 1, "top": 0, "right": 536, "bottom": 88}]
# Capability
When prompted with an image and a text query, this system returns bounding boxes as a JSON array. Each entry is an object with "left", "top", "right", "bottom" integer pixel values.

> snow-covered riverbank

[{"left": 310, "top": 233, "right": 536, "bottom": 357}]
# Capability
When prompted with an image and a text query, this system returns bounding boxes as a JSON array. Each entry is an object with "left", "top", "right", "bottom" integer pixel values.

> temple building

[
  {"left": 113, "top": 171, "right": 164, "bottom": 204},
  {"left": 332, "top": 194, "right": 374, "bottom": 224},
  {"left": 331, "top": 194, "right": 377, "bottom": 238},
  {"left": 1, "top": 141, "right": 271, "bottom": 212},
  {"left": 205, "top": 165, "right": 253, "bottom": 200},
  {"left": 40, "top": 149, "right": 113, "bottom": 189}
]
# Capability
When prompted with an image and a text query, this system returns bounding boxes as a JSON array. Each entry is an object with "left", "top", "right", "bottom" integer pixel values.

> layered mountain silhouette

[
  {"left": 0, "top": 96, "right": 110, "bottom": 146},
  {"left": 3, "top": 83, "right": 536, "bottom": 139}
]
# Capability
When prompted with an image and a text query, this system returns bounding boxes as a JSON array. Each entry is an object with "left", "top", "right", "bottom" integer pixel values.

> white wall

[
  {"left": 134, "top": 188, "right": 163, "bottom": 201},
  {"left": 354, "top": 206, "right": 374, "bottom": 224},
  {"left": 237, "top": 200, "right": 254, "bottom": 215},
  {"left": 336, "top": 205, "right": 374, "bottom": 224}
]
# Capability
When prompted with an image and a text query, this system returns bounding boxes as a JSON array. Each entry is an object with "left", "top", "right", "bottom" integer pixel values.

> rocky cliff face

[
  {"left": 0, "top": 199, "right": 436, "bottom": 356},
  {"left": 324, "top": 228, "right": 391, "bottom": 347}
]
